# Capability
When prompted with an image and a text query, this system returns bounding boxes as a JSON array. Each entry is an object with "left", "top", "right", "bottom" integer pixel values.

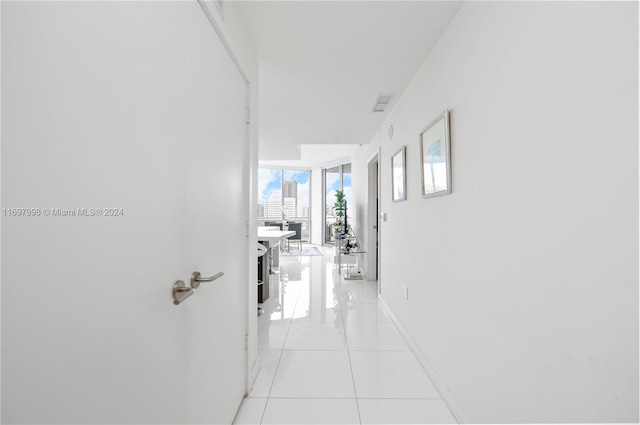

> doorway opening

[{"left": 367, "top": 152, "right": 380, "bottom": 291}]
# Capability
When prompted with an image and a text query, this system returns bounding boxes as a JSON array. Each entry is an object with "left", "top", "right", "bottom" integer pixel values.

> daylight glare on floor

[{"left": 233, "top": 244, "right": 457, "bottom": 424}]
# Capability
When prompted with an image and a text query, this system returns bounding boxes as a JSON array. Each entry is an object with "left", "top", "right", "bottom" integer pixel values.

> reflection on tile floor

[{"left": 235, "top": 244, "right": 458, "bottom": 425}]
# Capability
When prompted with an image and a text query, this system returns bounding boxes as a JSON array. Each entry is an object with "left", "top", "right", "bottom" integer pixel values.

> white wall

[
  {"left": 2, "top": 1, "right": 258, "bottom": 423},
  {"left": 352, "top": 2, "right": 638, "bottom": 423}
]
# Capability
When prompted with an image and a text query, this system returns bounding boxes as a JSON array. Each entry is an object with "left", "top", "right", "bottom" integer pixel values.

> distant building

[
  {"left": 283, "top": 180, "right": 297, "bottom": 199},
  {"left": 283, "top": 198, "right": 296, "bottom": 218},
  {"left": 264, "top": 199, "right": 283, "bottom": 218},
  {"left": 283, "top": 180, "right": 298, "bottom": 218}
]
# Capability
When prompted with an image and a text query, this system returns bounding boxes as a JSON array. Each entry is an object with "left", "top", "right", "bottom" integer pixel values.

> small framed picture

[
  {"left": 420, "top": 110, "right": 451, "bottom": 198},
  {"left": 391, "top": 146, "right": 407, "bottom": 202}
]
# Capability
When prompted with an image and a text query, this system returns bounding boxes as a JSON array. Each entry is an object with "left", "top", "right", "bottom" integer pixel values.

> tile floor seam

[
  {"left": 263, "top": 348, "right": 285, "bottom": 399},
  {"left": 260, "top": 348, "right": 282, "bottom": 424},
  {"left": 342, "top": 298, "right": 363, "bottom": 425},
  {"left": 356, "top": 397, "right": 444, "bottom": 400},
  {"left": 257, "top": 397, "right": 269, "bottom": 425},
  {"left": 260, "top": 264, "right": 307, "bottom": 424},
  {"left": 266, "top": 396, "right": 361, "bottom": 400},
  {"left": 261, "top": 280, "right": 298, "bottom": 424},
  {"left": 347, "top": 349, "right": 411, "bottom": 352}
]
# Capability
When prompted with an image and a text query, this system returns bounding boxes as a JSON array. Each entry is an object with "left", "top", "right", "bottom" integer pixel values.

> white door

[{"left": 2, "top": 2, "right": 247, "bottom": 423}]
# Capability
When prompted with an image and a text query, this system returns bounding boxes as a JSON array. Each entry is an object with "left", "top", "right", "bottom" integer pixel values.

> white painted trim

[
  {"left": 197, "top": 0, "right": 256, "bottom": 398},
  {"left": 378, "top": 295, "right": 472, "bottom": 424},
  {"left": 243, "top": 82, "right": 256, "bottom": 397},
  {"left": 0, "top": 3, "right": 4, "bottom": 405},
  {"left": 365, "top": 151, "right": 379, "bottom": 282},
  {"left": 374, "top": 145, "right": 381, "bottom": 291},
  {"left": 197, "top": 0, "right": 249, "bottom": 84}
]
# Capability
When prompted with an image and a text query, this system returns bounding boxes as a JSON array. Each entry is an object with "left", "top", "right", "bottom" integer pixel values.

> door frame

[
  {"left": 197, "top": 0, "right": 258, "bottom": 396},
  {"left": 366, "top": 149, "right": 381, "bottom": 288}
]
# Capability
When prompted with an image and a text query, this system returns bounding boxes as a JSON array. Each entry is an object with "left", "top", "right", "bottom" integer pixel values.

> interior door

[{"left": 2, "top": 2, "right": 247, "bottom": 423}]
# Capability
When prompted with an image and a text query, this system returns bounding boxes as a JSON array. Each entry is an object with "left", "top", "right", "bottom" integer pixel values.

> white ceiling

[{"left": 236, "top": 1, "right": 464, "bottom": 164}]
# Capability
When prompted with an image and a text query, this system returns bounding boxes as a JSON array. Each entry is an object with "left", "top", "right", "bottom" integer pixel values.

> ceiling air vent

[{"left": 372, "top": 94, "right": 394, "bottom": 113}]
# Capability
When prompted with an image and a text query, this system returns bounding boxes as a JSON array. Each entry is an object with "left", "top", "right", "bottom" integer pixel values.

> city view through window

[{"left": 258, "top": 168, "right": 311, "bottom": 241}]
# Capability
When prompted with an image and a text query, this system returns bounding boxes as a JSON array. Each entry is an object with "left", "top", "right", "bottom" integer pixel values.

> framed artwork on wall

[
  {"left": 419, "top": 110, "right": 451, "bottom": 198},
  {"left": 391, "top": 146, "right": 407, "bottom": 202}
]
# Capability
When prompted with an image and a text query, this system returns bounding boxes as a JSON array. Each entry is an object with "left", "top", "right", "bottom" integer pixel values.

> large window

[
  {"left": 324, "top": 163, "right": 352, "bottom": 244},
  {"left": 258, "top": 168, "right": 311, "bottom": 241}
]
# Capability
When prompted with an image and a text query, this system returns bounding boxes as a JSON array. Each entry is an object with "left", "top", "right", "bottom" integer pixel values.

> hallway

[{"left": 234, "top": 246, "right": 457, "bottom": 424}]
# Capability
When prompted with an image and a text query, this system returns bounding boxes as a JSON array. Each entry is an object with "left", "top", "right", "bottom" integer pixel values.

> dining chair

[{"left": 287, "top": 222, "right": 303, "bottom": 251}]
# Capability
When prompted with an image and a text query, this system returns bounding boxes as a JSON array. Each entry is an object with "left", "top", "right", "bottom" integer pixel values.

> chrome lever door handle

[
  {"left": 191, "top": 271, "right": 224, "bottom": 288},
  {"left": 173, "top": 280, "right": 194, "bottom": 305}
]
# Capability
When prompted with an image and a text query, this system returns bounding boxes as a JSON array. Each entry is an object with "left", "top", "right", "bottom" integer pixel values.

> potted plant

[{"left": 333, "top": 190, "right": 346, "bottom": 237}]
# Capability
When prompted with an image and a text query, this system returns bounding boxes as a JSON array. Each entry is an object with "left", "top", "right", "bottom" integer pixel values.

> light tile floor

[{"left": 235, "top": 245, "right": 458, "bottom": 425}]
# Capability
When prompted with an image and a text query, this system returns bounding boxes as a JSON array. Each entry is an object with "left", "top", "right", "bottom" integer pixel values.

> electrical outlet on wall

[{"left": 403, "top": 285, "right": 409, "bottom": 301}]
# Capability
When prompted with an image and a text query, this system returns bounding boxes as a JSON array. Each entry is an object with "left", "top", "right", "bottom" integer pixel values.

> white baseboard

[{"left": 378, "top": 295, "right": 472, "bottom": 424}]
